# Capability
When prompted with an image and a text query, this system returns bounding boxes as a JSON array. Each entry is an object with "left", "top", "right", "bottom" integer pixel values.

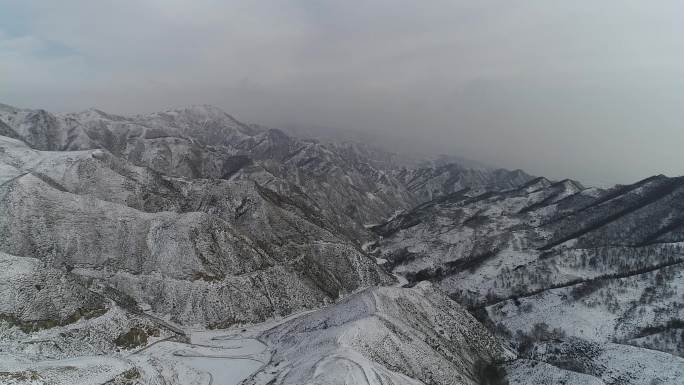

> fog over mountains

[
  {"left": 0, "top": 102, "right": 683, "bottom": 385},
  {"left": 6, "top": 2, "right": 684, "bottom": 185}
]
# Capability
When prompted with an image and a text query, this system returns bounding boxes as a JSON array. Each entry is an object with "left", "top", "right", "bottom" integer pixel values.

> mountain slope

[
  {"left": 245, "top": 283, "right": 507, "bottom": 385},
  {"left": 0, "top": 102, "right": 530, "bottom": 329},
  {"left": 0, "top": 103, "right": 532, "bottom": 240},
  {"left": 0, "top": 135, "right": 391, "bottom": 326},
  {"left": 373, "top": 173, "right": 684, "bottom": 383}
]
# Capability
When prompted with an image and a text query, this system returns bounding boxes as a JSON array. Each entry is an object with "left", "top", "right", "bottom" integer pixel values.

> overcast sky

[{"left": 2, "top": 1, "right": 684, "bottom": 185}]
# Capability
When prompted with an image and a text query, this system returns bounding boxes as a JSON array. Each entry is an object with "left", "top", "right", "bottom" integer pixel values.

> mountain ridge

[{"left": 1, "top": 101, "right": 682, "bottom": 384}]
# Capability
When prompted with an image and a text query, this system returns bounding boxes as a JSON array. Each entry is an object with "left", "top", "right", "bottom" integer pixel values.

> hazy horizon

[{"left": 2, "top": 1, "right": 684, "bottom": 186}]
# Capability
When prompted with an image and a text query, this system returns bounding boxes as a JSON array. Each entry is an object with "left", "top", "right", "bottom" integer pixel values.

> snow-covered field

[
  {"left": 1, "top": 328, "right": 270, "bottom": 385},
  {"left": 130, "top": 331, "right": 268, "bottom": 385}
]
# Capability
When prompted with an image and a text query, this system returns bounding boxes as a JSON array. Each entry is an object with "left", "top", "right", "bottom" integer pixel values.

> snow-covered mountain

[
  {"left": 1, "top": 102, "right": 682, "bottom": 384},
  {"left": 245, "top": 283, "right": 507, "bottom": 385},
  {"left": 0, "top": 103, "right": 531, "bottom": 241},
  {"left": 373, "top": 175, "right": 684, "bottom": 383}
]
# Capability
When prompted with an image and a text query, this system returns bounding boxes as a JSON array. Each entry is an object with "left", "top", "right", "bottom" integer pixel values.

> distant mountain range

[{"left": 0, "top": 102, "right": 681, "bottom": 384}]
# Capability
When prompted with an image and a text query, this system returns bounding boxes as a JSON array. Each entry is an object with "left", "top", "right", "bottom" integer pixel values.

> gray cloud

[{"left": 2, "top": 1, "right": 684, "bottom": 185}]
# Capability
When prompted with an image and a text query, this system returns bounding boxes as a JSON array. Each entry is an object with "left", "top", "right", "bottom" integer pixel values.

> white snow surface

[
  {"left": 1, "top": 285, "right": 507, "bottom": 385},
  {"left": 244, "top": 283, "right": 505, "bottom": 385},
  {"left": 0, "top": 330, "right": 268, "bottom": 385}
]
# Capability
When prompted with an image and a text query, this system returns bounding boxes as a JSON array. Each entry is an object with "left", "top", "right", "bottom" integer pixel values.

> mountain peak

[
  {"left": 0, "top": 102, "right": 20, "bottom": 113},
  {"left": 69, "top": 107, "right": 129, "bottom": 122},
  {"left": 157, "top": 104, "right": 233, "bottom": 120}
]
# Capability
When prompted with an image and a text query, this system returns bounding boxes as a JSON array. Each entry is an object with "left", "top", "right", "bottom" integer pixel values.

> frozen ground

[
  {"left": 131, "top": 331, "right": 268, "bottom": 385},
  {"left": 0, "top": 328, "right": 270, "bottom": 385}
]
